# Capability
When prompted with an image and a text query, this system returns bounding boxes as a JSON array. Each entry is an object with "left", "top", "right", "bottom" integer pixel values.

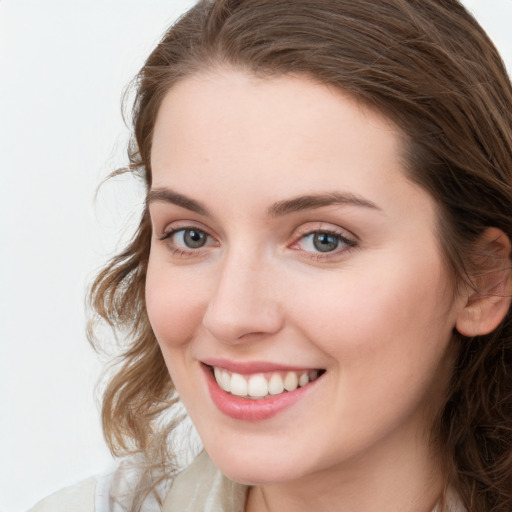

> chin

[
  {"left": 214, "top": 461, "right": 295, "bottom": 486},
  {"left": 203, "top": 441, "right": 314, "bottom": 486}
]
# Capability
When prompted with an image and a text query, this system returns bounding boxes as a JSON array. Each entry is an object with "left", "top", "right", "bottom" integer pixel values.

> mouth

[
  {"left": 201, "top": 361, "right": 326, "bottom": 421},
  {"left": 208, "top": 365, "right": 325, "bottom": 400}
]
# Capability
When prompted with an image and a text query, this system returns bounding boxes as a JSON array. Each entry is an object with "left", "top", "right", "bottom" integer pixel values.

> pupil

[
  {"left": 184, "top": 230, "right": 206, "bottom": 248},
  {"left": 313, "top": 233, "right": 338, "bottom": 252}
]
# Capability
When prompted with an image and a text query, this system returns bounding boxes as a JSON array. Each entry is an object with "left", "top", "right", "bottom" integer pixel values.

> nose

[{"left": 202, "top": 250, "right": 284, "bottom": 344}]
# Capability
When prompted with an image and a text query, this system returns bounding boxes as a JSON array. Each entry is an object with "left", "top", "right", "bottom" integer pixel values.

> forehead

[
  {"left": 152, "top": 69, "right": 402, "bottom": 157},
  {"left": 150, "top": 69, "right": 431, "bottom": 223}
]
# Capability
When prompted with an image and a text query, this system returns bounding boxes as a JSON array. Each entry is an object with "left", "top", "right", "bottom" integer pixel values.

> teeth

[
  {"left": 230, "top": 373, "right": 248, "bottom": 397},
  {"left": 299, "top": 372, "right": 310, "bottom": 387},
  {"left": 214, "top": 367, "right": 231, "bottom": 391},
  {"left": 248, "top": 374, "right": 268, "bottom": 397},
  {"left": 268, "top": 373, "right": 284, "bottom": 395},
  {"left": 220, "top": 369, "right": 231, "bottom": 392},
  {"left": 283, "top": 371, "right": 299, "bottom": 391},
  {"left": 213, "top": 367, "right": 322, "bottom": 399}
]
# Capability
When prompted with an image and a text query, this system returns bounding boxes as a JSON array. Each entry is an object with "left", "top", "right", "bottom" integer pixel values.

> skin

[{"left": 146, "top": 69, "right": 467, "bottom": 512}]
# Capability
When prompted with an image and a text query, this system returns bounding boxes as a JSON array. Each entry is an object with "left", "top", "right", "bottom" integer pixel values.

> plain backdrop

[{"left": 1, "top": 1, "right": 511, "bottom": 511}]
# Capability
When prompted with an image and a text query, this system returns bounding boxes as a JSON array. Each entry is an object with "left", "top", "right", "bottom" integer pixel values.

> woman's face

[{"left": 146, "top": 69, "right": 463, "bottom": 485}]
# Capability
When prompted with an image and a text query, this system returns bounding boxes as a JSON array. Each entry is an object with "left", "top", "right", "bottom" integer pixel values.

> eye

[
  {"left": 304, "top": 232, "right": 341, "bottom": 253},
  {"left": 293, "top": 229, "right": 357, "bottom": 256},
  {"left": 159, "top": 227, "right": 215, "bottom": 253},
  {"left": 175, "top": 228, "right": 208, "bottom": 249}
]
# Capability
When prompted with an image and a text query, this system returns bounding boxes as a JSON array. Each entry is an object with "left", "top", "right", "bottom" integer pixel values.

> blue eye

[
  {"left": 298, "top": 231, "right": 355, "bottom": 254},
  {"left": 160, "top": 228, "right": 212, "bottom": 250},
  {"left": 178, "top": 229, "right": 208, "bottom": 248},
  {"left": 311, "top": 232, "right": 339, "bottom": 252}
]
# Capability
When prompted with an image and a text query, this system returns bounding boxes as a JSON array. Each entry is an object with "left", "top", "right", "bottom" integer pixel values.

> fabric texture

[
  {"left": 27, "top": 452, "right": 247, "bottom": 512},
  {"left": 28, "top": 452, "right": 466, "bottom": 512},
  {"left": 29, "top": 476, "right": 97, "bottom": 512},
  {"left": 162, "top": 451, "right": 247, "bottom": 512}
]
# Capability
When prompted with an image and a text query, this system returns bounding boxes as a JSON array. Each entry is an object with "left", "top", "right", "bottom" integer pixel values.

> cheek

[
  {"left": 288, "top": 250, "right": 456, "bottom": 368},
  {"left": 287, "top": 255, "right": 457, "bottom": 440},
  {"left": 145, "top": 258, "right": 208, "bottom": 349}
]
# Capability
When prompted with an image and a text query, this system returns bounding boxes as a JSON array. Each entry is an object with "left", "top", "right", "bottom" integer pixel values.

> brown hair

[{"left": 89, "top": 0, "right": 512, "bottom": 510}]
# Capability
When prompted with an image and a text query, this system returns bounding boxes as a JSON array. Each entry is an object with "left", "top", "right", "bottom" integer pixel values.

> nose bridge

[{"left": 202, "top": 244, "right": 283, "bottom": 343}]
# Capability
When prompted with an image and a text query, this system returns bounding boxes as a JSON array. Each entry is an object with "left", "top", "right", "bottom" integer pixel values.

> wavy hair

[{"left": 89, "top": 1, "right": 512, "bottom": 510}]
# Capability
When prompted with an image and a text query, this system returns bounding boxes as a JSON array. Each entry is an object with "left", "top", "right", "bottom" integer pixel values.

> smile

[
  {"left": 201, "top": 361, "right": 326, "bottom": 421},
  {"left": 213, "top": 367, "right": 322, "bottom": 399}
]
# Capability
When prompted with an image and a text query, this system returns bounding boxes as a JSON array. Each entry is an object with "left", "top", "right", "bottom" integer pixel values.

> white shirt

[{"left": 29, "top": 451, "right": 464, "bottom": 512}]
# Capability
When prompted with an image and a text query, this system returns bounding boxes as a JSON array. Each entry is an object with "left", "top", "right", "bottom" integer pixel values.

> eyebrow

[
  {"left": 146, "top": 187, "right": 379, "bottom": 217},
  {"left": 267, "top": 192, "right": 380, "bottom": 217},
  {"left": 147, "top": 188, "right": 210, "bottom": 216}
]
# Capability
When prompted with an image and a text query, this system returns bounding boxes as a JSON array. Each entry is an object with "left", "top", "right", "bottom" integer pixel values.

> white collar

[{"left": 163, "top": 451, "right": 247, "bottom": 512}]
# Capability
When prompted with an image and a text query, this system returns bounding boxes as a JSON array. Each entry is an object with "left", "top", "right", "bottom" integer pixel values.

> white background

[{"left": 1, "top": 1, "right": 511, "bottom": 511}]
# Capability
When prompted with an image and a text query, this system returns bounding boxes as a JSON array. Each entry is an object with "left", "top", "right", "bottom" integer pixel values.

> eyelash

[
  {"left": 291, "top": 228, "right": 357, "bottom": 261},
  {"left": 158, "top": 227, "right": 217, "bottom": 258},
  {"left": 158, "top": 225, "right": 357, "bottom": 260}
]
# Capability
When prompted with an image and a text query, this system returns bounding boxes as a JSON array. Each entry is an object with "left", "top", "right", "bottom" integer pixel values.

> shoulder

[
  {"left": 28, "top": 477, "right": 97, "bottom": 512},
  {"left": 28, "top": 452, "right": 247, "bottom": 512}
]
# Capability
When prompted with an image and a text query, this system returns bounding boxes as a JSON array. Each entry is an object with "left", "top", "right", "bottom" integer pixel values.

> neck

[{"left": 245, "top": 426, "right": 443, "bottom": 512}]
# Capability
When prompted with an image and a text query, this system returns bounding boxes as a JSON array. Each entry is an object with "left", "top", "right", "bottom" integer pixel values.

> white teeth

[
  {"left": 212, "top": 367, "right": 322, "bottom": 398},
  {"left": 268, "top": 373, "right": 285, "bottom": 395},
  {"left": 220, "top": 369, "right": 231, "bottom": 392},
  {"left": 283, "top": 372, "right": 299, "bottom": 392},
  {"left": 215, "top": 367, "right": 231, "bottom": 392},
  {"left": 213, "top": 368, "right": 231, "bottom": 392},
  {"left": 230, "top": 373, "right": 248, "bottom": 397},
  {"left": 298, "top": 372, "right": 310, "bottom": 387},
  {"left": 248, "top": 374, "right": 268, "bottom": 397}
]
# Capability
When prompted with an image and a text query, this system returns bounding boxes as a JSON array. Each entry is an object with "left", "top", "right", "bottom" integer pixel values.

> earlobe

[{"left": 455, "top": 228, "right": 512, "bottom": 337}]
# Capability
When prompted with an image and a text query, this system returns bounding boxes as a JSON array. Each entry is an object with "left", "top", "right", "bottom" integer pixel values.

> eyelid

[
  {"left": 292, "top": 222, "right": 357, "bottom": 242},
  {"left": 157, "top": 219, "right": 213, "bottom": 239},
  {"left": 154, "top": 219, "right": 357, "bottom": 261},
  {"left": 157, "top": 221, "right": 219, "bottom": 257},
  {"left": 289, "top": 223, "right": 358, "bottom": 259}
]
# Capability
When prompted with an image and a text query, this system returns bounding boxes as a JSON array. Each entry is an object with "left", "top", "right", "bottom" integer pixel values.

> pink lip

[
  {"left": 202, "top": 357, "right": 319, "bottom": 375},
  {"left": 201, "top": 362, "right": 324, "bottom": 422}
]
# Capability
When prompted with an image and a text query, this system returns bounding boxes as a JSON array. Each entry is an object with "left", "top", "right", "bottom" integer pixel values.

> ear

[{"left": 456, "top": 227, "right": 512, "bottom": 337}]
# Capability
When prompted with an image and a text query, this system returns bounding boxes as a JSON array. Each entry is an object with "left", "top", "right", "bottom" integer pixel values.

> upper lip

[{"left": 201, "top": 357, "right": 323, "bottom": 375}]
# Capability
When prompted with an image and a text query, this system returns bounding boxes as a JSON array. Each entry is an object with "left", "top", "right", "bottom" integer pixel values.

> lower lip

[{"left": 202, "top": 365, "right": 322, "bottom": 421}]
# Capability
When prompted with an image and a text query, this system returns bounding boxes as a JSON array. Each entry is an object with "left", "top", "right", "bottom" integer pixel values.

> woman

[{"left": 31, "top": 0, "right": 512, "bottom": 511}]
